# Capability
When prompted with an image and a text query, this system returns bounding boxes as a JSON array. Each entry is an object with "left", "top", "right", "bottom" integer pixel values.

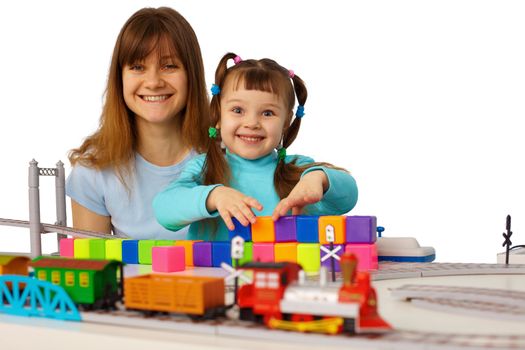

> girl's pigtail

[
  {"left": 274, "top": 74, "right": 309, "bottom": 199},
  {"left": 202, "top": 52, "right": 238, "bottom": 186}
]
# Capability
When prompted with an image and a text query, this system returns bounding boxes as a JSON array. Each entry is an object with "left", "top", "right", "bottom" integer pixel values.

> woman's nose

[{"left": 144, "top": 69, "right": 165, "bottom": 89}]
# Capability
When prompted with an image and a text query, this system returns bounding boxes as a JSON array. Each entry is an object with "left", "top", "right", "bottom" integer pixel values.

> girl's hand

[
  {"left": 272, "top": 170, "right": 328, "bottom": 221},
  {"left": 207, "top": 186, "right": 263, "bottom": 230}
]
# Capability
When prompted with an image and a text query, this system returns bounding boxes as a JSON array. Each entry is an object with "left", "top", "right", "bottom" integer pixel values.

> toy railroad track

[
  {"left": 391, "top": 284, "right": 525, "bottom": 321},
  {"left": 82, "top": 308, "right": 525, "bottom": 349},
  {"left": 0, "top": 217, "right": 126, "bottom": 239},
  {"left": 372, "top": 262, "right": 525, "bottom": 280}
]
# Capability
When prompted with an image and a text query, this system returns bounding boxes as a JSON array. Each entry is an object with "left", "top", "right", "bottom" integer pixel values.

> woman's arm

[{"left": 71, "top": 200, "right": 112, "bottom": 234}]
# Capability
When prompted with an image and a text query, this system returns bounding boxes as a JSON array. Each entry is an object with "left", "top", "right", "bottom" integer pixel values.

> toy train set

[{"left": 0, "top": 251, "right": 391, "bottom": 335}]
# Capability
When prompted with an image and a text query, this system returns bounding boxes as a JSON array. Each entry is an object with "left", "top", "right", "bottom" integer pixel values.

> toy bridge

[{"left": 0, "top": 274, "right": 81, "bottom": 321}]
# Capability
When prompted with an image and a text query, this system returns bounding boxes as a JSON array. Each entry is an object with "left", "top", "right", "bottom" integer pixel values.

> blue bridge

[{"left": 0, "top": 275, "right": 81, "bottom": 321}]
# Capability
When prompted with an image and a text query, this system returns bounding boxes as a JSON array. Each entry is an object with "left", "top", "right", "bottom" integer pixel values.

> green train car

[{"left": 30, "top": 257, "right": 124, "bottom": 309}]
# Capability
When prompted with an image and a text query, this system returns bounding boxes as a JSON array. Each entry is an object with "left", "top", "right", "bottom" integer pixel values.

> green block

[
  {"left": 234, "top": 242, "right": 253, "bottom": 267},
  {"left": 74, "top": 239, "right": 90, "bottom": 259},
  {"left": 105, "top": 239, "right": 123, "bottom": 261},
  {"left": 138, "top": 240, "right": 156, "bottom": 264},
  {"left": 155, "top": 240, "right": 175, "bottom": 247},
  {"left": 297, "top": 243, "right": 320, "bottom": 272},
  {"left": 88, "top": 239, "right": 106, "bottom": 259}
]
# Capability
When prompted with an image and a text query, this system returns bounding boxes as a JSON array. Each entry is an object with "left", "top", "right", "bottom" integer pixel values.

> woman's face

[{"left": 122, "top": 49, "right": 188, "bottom": 126}]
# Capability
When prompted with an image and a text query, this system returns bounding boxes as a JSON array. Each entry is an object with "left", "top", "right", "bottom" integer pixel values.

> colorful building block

[
  {"left": 275, "top": 216, "right": 297, "bottom": 242},
  {"left": 345, "top": 243, "right": 378, "bottom": 271},
  {"left": 252, "top": 243, "right": 275, "bottom": 262},
  {"left": 274, "top": 242, "right": 297, "bottom": 263},
  {"left": 321, "top": 244, "right": 345, "bottom": 272},
  {"left": 59, "top": 238, "right": 75, "bottom": 257},
  {"left": 156, "top": 240, "right": 175, "bottom": 247},
  {"left": 318, "top": 216, "right": 346, "bottom": 244},
  {"left": 297, "top": 243, "right": 321, "bottom": 272},
  {"left": 212, "top": 242, "right": 232, "bottom": 267},
  {"left": 74, "top": 238, "right": 105, "bottom": 259},
  {"left": 122, "top": 240, "right": 139, "bottom": 264},
  {"left": 296, "top": 216, "right": 319, "bottom": 243},
  {"left": 228, "top": 217, "right": 252, "bottom": 241},
  {"left": 105, "top": 239, "right": 123, "bottom": 261},
  {"left": 175, "top": 240, "right": 199, "bottom": 266},
  {"left": 251, "top": 216, "right": 275, "bottom": 243},
  {"left": 152, "top": 246, "right": 185, "bottom": 272},
  {"left": 193, "top": 242, "right": 212, "bottom": 267},
  {"left": 138, "top": 240, "right": 156, "bottom": 264},
  {"left": 235, "top": 242, "right": 253, "bottom": 267},
  {"left": 345, "top": 216, "right": 377, "bottom": 243}
]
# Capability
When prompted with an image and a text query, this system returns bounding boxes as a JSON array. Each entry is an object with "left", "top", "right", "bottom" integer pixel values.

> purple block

[
  {"left": 193, "top": 242, "right": 212, "bottom": 267},
  {"left": 345, "top": 216, "right": 377, "bottom": 243},
  {"left": 275, "top": 216, "right": 297, "bottom": 242},
  {"left": 321, "top": 244, "right": 345, "bottom": 272}
]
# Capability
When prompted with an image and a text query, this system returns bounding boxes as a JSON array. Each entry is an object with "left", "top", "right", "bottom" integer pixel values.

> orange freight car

[{"left": 124, "top": 274, "right": 225, "bottom": 317}]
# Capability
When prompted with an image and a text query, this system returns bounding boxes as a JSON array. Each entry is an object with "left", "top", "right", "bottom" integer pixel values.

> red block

[{"left": 152, "top": 246, "right": 185, "bottom": 273}]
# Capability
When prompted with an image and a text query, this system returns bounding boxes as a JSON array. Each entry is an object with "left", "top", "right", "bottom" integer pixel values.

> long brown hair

[
  {"left": 203, "top": 52, "right": 345, "bottom": 199},
  {"left": 69, "top": 7, "right": 209, "bottom": 185}
]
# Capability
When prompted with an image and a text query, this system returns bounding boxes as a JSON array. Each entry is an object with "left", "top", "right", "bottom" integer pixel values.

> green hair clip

[
  {"left": 208, "top": 127, "right": 218, "bottom": 139},
  {"left": 277, "top": 147, "right": 287, "bottom": 162}
]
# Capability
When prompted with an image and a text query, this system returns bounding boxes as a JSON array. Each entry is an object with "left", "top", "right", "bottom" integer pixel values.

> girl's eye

[
  {"left": 262, "top": 110, "right": 274, "bottom": 117},
  {"left": 232, "top": 107, "right": 242, "bottom": 114}
]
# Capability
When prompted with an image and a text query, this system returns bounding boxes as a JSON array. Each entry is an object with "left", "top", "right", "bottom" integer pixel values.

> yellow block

[{"left": 274, "top": 242, "right": 297, "bottom": 263}]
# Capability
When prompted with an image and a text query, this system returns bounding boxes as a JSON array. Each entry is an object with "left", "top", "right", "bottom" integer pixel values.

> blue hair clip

[
  {"left": 295, "top": 105, "right": 305, "bottom": 118},
  {"left": 211, "top": 84, "right": 221, "bottom": 96}
]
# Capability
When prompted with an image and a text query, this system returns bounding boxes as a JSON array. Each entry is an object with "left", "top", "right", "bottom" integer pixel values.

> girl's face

[
  {"left": 122, "top": 49, "right": 188, "bottom": 127},
  {"left": 219, "top": 78, "right": 288, "bottom": 160}
]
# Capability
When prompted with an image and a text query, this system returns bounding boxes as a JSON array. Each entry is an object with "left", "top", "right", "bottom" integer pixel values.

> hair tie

[
  {"left": 277, "top": 147, "right": 287, "bottom": 162},
  {"left": 288, "top": 70, "right": 295, "bottom": 78},
  {"left": 211, "top": 84, "right": 221, "bottom": 96},
  {"left": 233, "top": 55, "right": 242, "bottom": 64},
  {"left": 208, "top": 127, "right": 218, "bottom": 139},
  {"left": 295, "top": 105, "right": 305, "bottom": 118}
]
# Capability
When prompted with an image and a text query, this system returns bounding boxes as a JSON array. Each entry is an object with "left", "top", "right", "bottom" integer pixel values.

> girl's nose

[
  {"left": 144, "top": 69, "right": 165, "bottom": 89},
  {"left": 243, "top": 113, "right": 261, "bottom": 129}
]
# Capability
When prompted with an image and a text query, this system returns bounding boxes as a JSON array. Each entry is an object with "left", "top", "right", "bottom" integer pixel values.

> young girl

[
  {"left": 66, "top": 7, "right": 209, "bottom": 239},
  {"left": 153, "top": 52, "right": 358, "bottom": 241}
]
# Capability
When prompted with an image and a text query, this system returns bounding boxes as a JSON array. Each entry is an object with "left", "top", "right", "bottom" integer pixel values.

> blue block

[
  {"left": 296, "top": 215, "right": 320, "bottom": 243},
  {"left": 228, "top": 217, "right": 252, "bottom": 241},
  {"left": 122, "top": 240, "right": 139, "bottom": 264},
  {"left": 212, "top": 241, "right": 232, "bottom": 267}
]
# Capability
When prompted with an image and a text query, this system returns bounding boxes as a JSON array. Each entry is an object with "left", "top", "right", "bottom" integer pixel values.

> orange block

[
  {"left": 251, "top": 216, "right": 275, "bottom": 242},
  {"left": 318, "top": 216, "right": 346, "bottom": 244},
  {"left": 175, "top": 240, "right": 201, "bottom": 266},
  {"left": 274, "top": 242, "right": 297, "bottom": 263}
]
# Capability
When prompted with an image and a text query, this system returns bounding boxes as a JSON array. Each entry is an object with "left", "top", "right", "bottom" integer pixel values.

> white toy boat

[{"left": 376, "top": 237, "right": 436, "bottom": 262}]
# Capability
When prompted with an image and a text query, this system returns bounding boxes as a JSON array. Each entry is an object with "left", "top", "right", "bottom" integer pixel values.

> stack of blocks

[{"left": 59, "top": 215, "right": 378, "bottom": 273}]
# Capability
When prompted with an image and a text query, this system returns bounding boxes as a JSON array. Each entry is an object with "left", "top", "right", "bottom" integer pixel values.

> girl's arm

[
  {"left": 71, "top": 200, "right": 112, "bottom": 234},
  {"left": 272, "top": 156, "right": 358, "bottom": 219}
]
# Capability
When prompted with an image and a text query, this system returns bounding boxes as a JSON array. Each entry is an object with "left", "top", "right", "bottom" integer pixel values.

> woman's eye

[
  {"left": 163, "top": 64, "right": 178, "bottom": 70},
  {"left": 262, "top": 110, "right": 274, "bottom": 117},
  {"left": 129, "top": 64, "right": 143, "bottom": 71}
]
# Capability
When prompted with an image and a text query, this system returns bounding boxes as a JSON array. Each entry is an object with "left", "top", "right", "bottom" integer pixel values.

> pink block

[
  {"left": 345, "top": 243, "right": 378, "bottom": 271},
  {"left": 252, "top": 243, "right": 274, "bottom": 263},
  {"left": 59, "top": 238, "right": 75, "bottom": 257},
  {"left": 152, "top": 246, "right": 185, "bottom": 272}
]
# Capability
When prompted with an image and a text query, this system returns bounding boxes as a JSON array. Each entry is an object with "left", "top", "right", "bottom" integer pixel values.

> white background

[{"left": 0, "top": 0, "right": 523, "bottom": 262}]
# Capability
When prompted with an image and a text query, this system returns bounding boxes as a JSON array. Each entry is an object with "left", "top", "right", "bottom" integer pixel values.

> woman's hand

[
  {"left": 272, "top": 170, "right": 328, "bottom": 221},
  {"left": 206, "top": 186, "right": 263, "bottom": 230}
]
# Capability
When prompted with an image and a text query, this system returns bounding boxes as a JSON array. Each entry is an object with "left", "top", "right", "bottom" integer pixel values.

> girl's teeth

[{"left": 240, "top": 136, "right": 262, "bottom": 142}]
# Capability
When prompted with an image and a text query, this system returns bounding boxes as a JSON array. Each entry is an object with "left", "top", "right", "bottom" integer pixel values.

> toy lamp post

[
  {"left": 231, "top": 235, "right": 245, "bottom": 304},
  {"left": 326, "top": 225, "right": 336, "bottom": 282}
]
